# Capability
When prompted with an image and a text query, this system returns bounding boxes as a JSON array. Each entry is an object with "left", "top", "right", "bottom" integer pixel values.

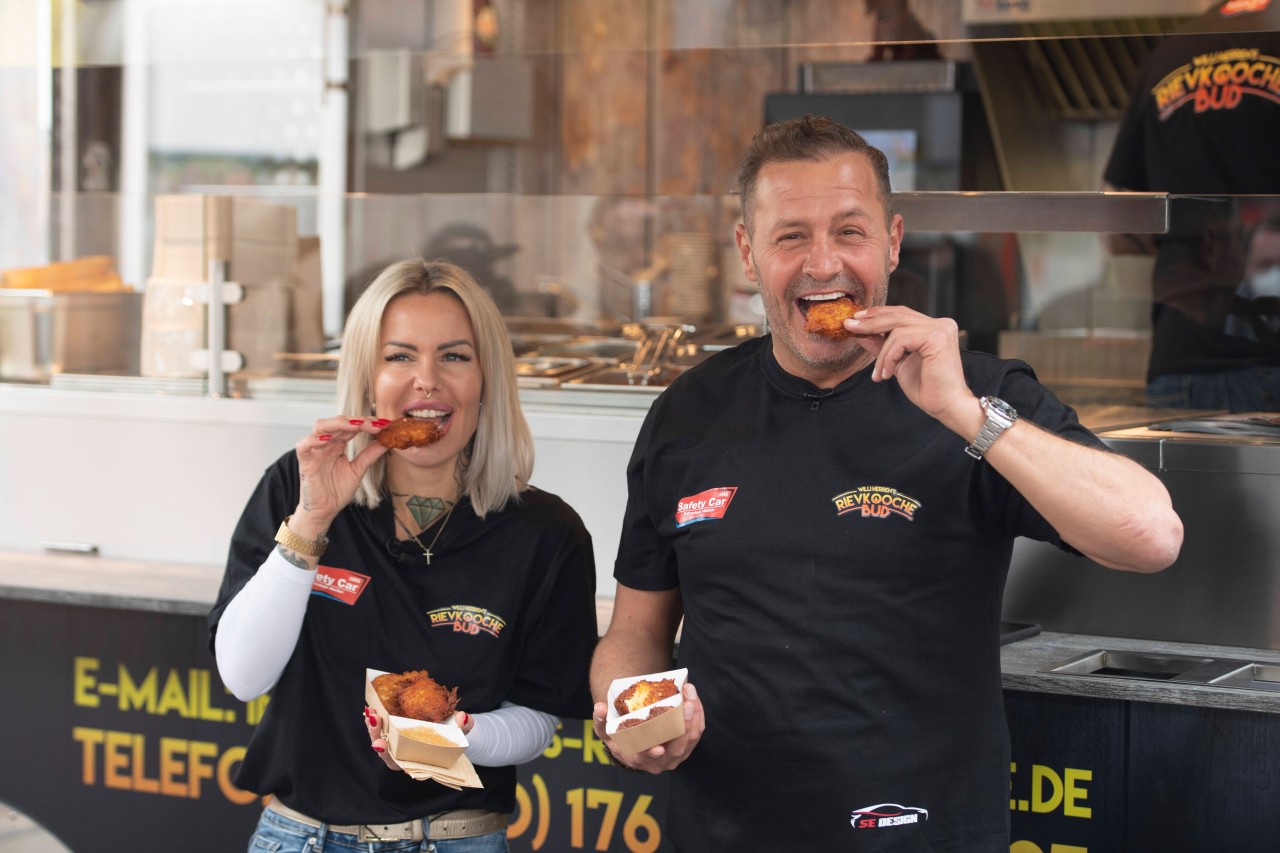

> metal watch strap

[
  {"left": 274, "top": 516, "right": 328, "bottom": 557},
  {"left": 965, "top": 396, "right": 1018, "bottom": 460}
]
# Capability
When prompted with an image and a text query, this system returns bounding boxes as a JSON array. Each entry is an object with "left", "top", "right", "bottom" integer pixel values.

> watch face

[{"left": 984, "top": 397, "right": 1017, "bottom": 420}]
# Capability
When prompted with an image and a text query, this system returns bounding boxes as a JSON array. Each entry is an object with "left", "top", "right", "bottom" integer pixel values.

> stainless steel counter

[{"left": 1004, "top": 417, "right": 1280, "bottom": 651}]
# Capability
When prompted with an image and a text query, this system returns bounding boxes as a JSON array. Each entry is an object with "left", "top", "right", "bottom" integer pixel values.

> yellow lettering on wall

[
  {"left": 103, "top": 730, "right": 133, "bottom": 790},
  {"left": 159, "top": 737, "right": 187, "bottom": 796},
  {"left": 118, "top": 666, "right": 158, "bottom": 713},
  {"left": 581, "top": 719, "right": 610, "bottom": 765},
  {"left": 130, "top": 733, "right": 160, "bottom": 794},
  {"left": 73, "top": 658, "right": 101, "bottom": 708},
  {"left": 195, "top": 670, "right": 233, "bottom": 722},
  {"left": 246, "top": 693, "right": 270, "bottom": 726},
  {"left": 72, "top": 726, "right": 104, "bottom": 783},
  {"left": 71, "top": 725, "right": 257, "bottom": 805},
  {"left": 156, "top": 670, "right": 192, "bottom": 717},
  {"left": 187, "top": 740, "right": 218, "bottom": 798},
  {"left": 216, "top": 746, "right": 258, "bottom": 804},
  {"left": 1063, "top": 768, "right": 1093, "bottom": 818},
  {"left": 1031, "top": 765, "right": 1064, "bottom": 813}
]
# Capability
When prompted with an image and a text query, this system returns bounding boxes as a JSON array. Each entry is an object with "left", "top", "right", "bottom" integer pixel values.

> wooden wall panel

[
  {"left": 559, "top": 0, "right": 650, "bottom": 194},
  {"left": 554, "top": 0, "right": 964, "bottom": 196}
]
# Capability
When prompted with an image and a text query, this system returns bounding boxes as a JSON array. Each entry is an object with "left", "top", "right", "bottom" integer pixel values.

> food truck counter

[{"left": 4, "top": 541, "right": 1280, "bottom": 852}]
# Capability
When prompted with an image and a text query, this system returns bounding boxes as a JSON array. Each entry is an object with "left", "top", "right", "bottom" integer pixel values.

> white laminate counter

[{"left": 0, "top": 384, "right": 648, "bottom": 597}]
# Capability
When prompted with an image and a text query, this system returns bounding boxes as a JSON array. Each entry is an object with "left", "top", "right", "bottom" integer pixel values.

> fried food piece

[
  {"left": 376, "top": 418, "right": 442, "bottom": 450},
  {"left": 397, "top": 673, "right": 461, "bottom": 723},
  {"left": 372, "top": 669, "right": 460, "bottom": 723},
  {"left": 804, "top": 297, "right": 865, "bottom": 339},
  {"left": 616, "top": 703, "right": 674, "bottom": 730},
  {"left": 372, "top": 670, "right": 426, "bottom": 717},
  {"left": 614, "top": 678, "right": 679, "bottom": 716}
]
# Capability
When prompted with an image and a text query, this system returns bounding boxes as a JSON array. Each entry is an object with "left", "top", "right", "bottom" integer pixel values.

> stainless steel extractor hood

[{"left": 966, "top": 7, "right": 1211, "bottom": 190}]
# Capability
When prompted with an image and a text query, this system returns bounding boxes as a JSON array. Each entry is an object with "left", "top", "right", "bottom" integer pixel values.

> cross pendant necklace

[{"left": 397, "top": 499, "right": 456, "bottom": 565}]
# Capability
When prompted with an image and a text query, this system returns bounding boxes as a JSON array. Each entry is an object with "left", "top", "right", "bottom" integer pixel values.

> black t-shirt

[
  {"left": 1104, "top": 3, "right": 1280, "bottom": 195},
  {"left": 1103, "top": 1, "right": 1280, "bottom": 375},
  {"left": 615, "top": 338, "right": 1100, "bottom": 852},
  {"left": 208, "top": 453, "right": 598, "bottom": 824}
]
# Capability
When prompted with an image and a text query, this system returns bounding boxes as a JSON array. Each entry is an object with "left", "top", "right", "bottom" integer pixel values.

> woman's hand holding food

[
  {"left": 290, "top": 416, "right": 391, "bottom": 537},
  {"left": 592, "top": 683, "right": 704, "bottom": 774},
  {"left": 363, "top": 705, "right": 473, "bottom": 771}
]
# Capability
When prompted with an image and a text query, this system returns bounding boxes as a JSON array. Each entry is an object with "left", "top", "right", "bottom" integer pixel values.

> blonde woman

[{"left": 211, "top": 258, "right": 598, "bottom": 852}]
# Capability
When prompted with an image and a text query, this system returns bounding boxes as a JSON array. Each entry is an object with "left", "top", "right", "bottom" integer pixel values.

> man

[
  {"left": 1103, "top": 0, "right": 1280, "bottom": 410},
  {"left": 591, "top": 115, "right": 1183, "bottom": 851}
]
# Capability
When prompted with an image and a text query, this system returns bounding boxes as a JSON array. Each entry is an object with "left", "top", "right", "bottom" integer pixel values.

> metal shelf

[{"left": 893, "top": 191, "right": 1168, "bottom": 234}]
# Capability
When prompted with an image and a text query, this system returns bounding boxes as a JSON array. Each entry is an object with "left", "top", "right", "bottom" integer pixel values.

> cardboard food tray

[
  {"left": 605, "top": 667, "right": 687, "bottom": 754},
  {"left": 365, "top": 668, "right": 468, "bottom": 767}
]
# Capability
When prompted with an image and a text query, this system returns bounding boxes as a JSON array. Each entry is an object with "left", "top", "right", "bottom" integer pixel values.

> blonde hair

[{"left": 337, "top": 258, "right": 533, "bottom": 517}]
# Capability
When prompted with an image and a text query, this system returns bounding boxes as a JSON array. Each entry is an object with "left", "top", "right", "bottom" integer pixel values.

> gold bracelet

[{"left": 274, "top": 516, "right": 329, "bottom": 557}]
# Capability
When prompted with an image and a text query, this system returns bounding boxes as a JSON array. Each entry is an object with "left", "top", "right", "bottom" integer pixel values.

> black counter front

[{"left": 5, "top": 553, "right": 1280, "bottom": 852}]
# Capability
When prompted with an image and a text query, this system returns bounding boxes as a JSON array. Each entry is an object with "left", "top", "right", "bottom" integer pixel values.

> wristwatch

[
  {"left": 965, "top": 396, "right": 1018, "bottom": 460},
  {"left": 275, "top": 516, "right": 329, "bottom": 557}
]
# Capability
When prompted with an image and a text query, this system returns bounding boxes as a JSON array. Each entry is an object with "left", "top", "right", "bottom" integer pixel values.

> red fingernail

[
  {"left": 373, "top": 744, "right": 385, "bottom": 753},
  {"left": 461, "top": 712, "right": 470, "bottom": 727},
  {"left": 348, "top": 419, "right": 364, "bottom": 425},
  {"left": 318, "top": 434, "right": 332, "bottom": 441},
  {"left": 364, "top": 707, "right": 377, "bottom": 726}
]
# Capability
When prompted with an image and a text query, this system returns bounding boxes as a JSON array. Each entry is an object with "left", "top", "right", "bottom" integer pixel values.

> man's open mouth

[{"left": 797, "top": 291, "right": 856, "bottom": 318}]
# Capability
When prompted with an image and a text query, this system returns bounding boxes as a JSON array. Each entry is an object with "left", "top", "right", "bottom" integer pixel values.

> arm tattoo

[{"left": 276, "top": 544, "right": 313, "bottom": 571}]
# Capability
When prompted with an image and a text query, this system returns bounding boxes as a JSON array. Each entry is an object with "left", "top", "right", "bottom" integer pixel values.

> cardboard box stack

[
  {"left": 0, "top": 257, "right": 140, "bottom": 381},
  {"left": 142, "top": 195, "right": 319, "bottom": 378}
]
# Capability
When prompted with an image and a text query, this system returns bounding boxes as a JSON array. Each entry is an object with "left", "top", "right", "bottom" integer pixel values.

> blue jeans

[
  {"left": 1147, "top": 365, "right": 1280, "bottom": 412},
  {"left": 248, "top": 807, "right": 509, "bottom": 853}
]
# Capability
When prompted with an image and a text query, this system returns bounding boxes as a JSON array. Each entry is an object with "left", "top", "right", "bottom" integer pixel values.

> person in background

[
  {"left": 1225, "top": 209, "right": 1280, "bottom": 344},
  {"left": 210, "top": 258, "right": 598, "bottom": 852},
  {"left": 864, "top": 0, "right": 941, "bottom": 62},
  {"left": 591, "top": 115, "right": 1183, "bottom": 851},
  {"left": 1103, "top": 0, "right": 1280, "bottom": 411}
]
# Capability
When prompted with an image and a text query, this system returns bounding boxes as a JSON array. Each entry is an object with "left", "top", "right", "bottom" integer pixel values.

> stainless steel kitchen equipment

[
  {"left": 1003, "top": 415, "right": 1280, "bottom": 650},
  {"left": 1043, "top": 648, "right": 1280, "bottom": 694}
]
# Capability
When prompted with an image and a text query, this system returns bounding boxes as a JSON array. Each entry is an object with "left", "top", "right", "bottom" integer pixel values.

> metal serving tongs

[{"left": 620, "top": 323, "right": 694, "bottom": 385}]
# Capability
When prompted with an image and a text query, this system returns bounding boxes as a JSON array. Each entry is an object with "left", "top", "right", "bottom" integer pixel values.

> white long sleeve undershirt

[
  {"left": 214, "top": 548, "right": 558, "bottom": 766},
  {"left": 214, "top": 547, "right": 313, "bottom": 701},
  {"left": 465, "top": 702, "right": 559, "bottom": 767}
]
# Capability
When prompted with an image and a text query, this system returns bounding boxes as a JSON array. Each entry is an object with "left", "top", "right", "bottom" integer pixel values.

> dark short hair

[{"left": 735, "top": 114, "right": 893, "bottom": 232}]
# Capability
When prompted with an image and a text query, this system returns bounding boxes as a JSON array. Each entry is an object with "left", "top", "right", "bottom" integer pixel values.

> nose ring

[{"left": 426, "top": 389, "right": 433, "bottom": 399}]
